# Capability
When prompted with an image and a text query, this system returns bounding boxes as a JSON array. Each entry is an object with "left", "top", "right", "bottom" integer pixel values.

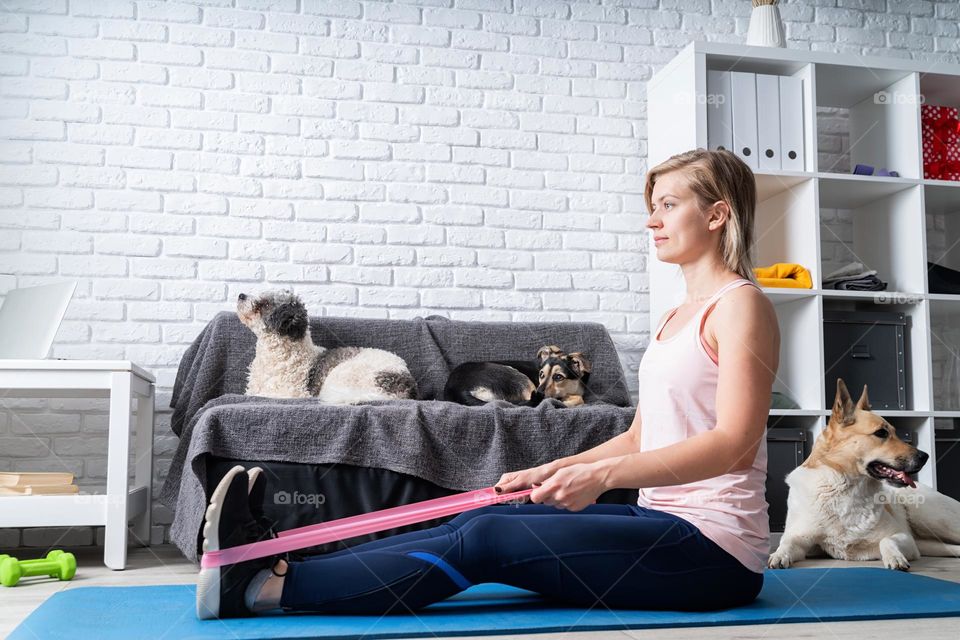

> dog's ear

[
  {"left": 270, "top": 303, "right": 308, "bottom": 340},
  {"left": 567, "top": 352, "right": 591, "bottom": 376},
  {"left": 536, "top": 345, "right": 562, "bottom": 363},
  {"left": 831, "top": 378, "right": 856, "bottom": 427},
  {"left": 855, "top": 384, "right": 871, "bottom": 411}
]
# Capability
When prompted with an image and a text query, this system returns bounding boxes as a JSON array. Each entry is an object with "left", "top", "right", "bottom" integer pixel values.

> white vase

[{"left": 746, "top": 4, "right": 786, "bottom": 48}]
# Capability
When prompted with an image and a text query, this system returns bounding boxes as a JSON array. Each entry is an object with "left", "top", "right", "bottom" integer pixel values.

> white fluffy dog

[{"left": 236, "top": 289, "right": 418, "bottom": 404}]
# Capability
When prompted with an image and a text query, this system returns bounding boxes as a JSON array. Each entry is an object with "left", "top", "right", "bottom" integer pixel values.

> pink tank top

[{"left": 636, "top": 278, "right": 770, "bottom": 574}]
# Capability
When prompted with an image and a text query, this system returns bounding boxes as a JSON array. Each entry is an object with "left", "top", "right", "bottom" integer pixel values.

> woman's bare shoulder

[{"left": 711, "top": 285, "right": 780, "bottom": 346}]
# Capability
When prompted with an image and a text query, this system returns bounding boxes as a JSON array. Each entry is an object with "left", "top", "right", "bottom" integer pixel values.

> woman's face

[{"left": 646, "top": 171, "right": 718, "bottom": 265}]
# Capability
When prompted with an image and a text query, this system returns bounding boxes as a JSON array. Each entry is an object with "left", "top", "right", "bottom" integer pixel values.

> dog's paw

[
  {"left": 882, "top": 552, "right": 911, "bottom": 571},
  {"left": 767, "top": 551, "right": 792, "bottom": 569}
]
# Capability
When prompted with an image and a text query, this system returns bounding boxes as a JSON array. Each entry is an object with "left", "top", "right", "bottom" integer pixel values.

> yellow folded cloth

[{"left": 753, "top": 263, "right": 813, "bottom": 289}]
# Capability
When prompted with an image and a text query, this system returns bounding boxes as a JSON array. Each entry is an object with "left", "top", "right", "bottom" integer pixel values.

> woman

[{"left": 196, "top": 148, "right": 781, "bottom": 619}]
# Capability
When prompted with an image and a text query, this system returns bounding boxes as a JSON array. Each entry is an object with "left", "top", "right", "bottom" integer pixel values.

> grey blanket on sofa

[{"left": 159, "top": 311, "right": 636, "bottom": 562}]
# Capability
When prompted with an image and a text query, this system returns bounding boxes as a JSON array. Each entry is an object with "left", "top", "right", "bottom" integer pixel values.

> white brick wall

[{"left": 0, "top": 0, "right": 958, "bottom": 549}]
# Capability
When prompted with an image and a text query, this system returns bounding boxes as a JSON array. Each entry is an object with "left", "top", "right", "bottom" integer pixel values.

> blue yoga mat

[{"left": 11, "top": 568, "right": 960, "bottom": 639}]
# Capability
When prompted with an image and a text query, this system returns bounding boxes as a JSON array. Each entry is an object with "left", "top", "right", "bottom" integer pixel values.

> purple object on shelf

[{"left": 854, "top": 165, "right": 899, "bottom": 177}]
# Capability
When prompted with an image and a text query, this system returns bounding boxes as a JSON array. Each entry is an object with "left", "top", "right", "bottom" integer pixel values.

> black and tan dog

[{"left": 444, "top": 346, "right": 592, "bottom": 407}]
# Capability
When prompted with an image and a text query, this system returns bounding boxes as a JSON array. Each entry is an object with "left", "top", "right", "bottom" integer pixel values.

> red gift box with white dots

[{"left": 922, "top": 104, "right": 960, "bottom": 180}]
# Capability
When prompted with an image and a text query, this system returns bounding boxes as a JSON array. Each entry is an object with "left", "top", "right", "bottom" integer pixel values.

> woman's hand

[
  {"left": 529, "top": 462, "right": 607, "bottom": 512},
  {"left": 494, "top": 460, "right": 561, "bottom": 494}
]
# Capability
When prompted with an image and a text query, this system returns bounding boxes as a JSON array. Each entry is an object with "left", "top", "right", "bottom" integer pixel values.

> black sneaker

[
  {"left": 196, "top": 465, "right": 278, "bottom": 620},
  {"left": 246, "top": 467, "right": 304, "bottom": 568},
  {"left": 246, "top": 467, "right": 278, "bottom": 538}
]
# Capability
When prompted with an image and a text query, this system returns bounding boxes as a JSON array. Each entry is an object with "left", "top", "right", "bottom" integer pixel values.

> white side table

[{"left": 0, "top": 359, "right": 155, "bottom": 570}]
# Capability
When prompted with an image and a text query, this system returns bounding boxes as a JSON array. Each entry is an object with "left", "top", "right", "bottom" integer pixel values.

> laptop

[{"left": 0, "top": 281, "right": 77, "bottom": 359}]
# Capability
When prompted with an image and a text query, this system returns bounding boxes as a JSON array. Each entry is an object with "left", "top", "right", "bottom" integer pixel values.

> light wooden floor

[{"left": 3, "top": 544, "right": 960, "bottom": 639}]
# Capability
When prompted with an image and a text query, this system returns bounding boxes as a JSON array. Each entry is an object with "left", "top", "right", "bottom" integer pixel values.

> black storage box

[
  {"left": 766, "top": 427, "right": 807, "bottom": 533},
  {"left": 823, "top": 310, "right": 907, "bottom": 410}
]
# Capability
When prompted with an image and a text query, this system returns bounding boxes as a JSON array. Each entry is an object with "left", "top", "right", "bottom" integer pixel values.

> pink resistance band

[{"left": 200, "top": 486, "right": 534, "bottom": 569}]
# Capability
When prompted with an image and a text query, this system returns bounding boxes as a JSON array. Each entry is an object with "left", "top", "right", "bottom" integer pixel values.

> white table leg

[
  {"left": 131, "top": 384, "right": 154, "bottom": 546},
  {"left": 105, "top": 372, "right": 132, "bottom": 570}
]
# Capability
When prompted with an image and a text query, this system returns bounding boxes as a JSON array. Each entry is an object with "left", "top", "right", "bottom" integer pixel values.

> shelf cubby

[
  {"left": 919, "top": 73, "right": 960, "bottom": 193},
  {"left": 934, "top": 416, "right": 960, "bottom": 500},
  {"left": 703, "top": 55, "right": 817, "bottom": 174},
  {"left": 772, "top": 295, "right": 822, "bottom": 412},
  {"left": 755, "top": 175, "right": 819, "bottom": 287},
  {"left": 919, "top": 72, "right": 960, "bottom": 110},
  {"left": 819, "top": 180, "right": 926, "bottom": 295},
  {"left": 924, "top": 183, "right": 960, "bottom": 290},
  {"left": 821, "top": 297, "right": 931, "bottom": 413},
  {"left": 815, "top": 64, "right": 921, "bottom": 179},
  {"left": 929, "top": 299, "right": 960, "bottom": 412}
]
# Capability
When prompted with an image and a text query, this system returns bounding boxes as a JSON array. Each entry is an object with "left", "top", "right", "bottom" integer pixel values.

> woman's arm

[
  {"left": 595, "top": 288, "right": 779, "bottom": 491},
  {"left": 597, "top": 426, "right": 750, "bottom": 492}
]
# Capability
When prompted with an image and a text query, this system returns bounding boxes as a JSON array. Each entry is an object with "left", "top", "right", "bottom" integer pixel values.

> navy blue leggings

[{"left": 277, "top": 502, "right": 763, "bottom": 614}]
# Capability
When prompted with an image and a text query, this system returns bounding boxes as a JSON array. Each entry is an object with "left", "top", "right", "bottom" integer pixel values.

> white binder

[
  {"left": 756, "top": 74, "right": 781, "bottom": 171},
  {"left": 707, "top": 71, "right": 732, "bottom": 152},
  {"left": 730, "top": 71, "right": 758, "bottom": 170},
  {"left": 778, "top": 75, "right": 804, "bottom": 171}
]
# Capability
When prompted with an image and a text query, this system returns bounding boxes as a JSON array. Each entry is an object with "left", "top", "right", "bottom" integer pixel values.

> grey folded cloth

[
  {"left": 824, "top": 275, "right": 888, "bottom": 291},
  {"left": 822, "top": 261, "right": 888, "bottom": 291},
  {"left": 823, "top": 261, "right": 873, "bottom": 281}
]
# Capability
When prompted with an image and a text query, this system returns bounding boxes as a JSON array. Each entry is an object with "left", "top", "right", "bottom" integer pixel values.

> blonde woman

[{"left": 197, "top": 148, "right": 780, "bottom": 618}]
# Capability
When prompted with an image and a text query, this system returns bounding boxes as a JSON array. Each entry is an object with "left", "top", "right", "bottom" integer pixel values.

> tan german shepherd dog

[{"left": 769, "top": 378, "right": 960, "bottom": 570}]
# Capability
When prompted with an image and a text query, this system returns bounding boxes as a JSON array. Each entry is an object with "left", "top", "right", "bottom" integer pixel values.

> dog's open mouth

[{"left": 867, "top": 461, "right": 916, "bottom": 488}]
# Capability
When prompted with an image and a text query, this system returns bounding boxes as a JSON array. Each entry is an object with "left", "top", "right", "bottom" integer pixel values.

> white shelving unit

[{"left": 647, "top": 42, "right": 960, "bottom": 493}]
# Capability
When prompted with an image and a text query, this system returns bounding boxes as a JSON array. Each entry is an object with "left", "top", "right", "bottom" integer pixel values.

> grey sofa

[{"left": 158, "top": 311, "right": 638, "bottom": 562}]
